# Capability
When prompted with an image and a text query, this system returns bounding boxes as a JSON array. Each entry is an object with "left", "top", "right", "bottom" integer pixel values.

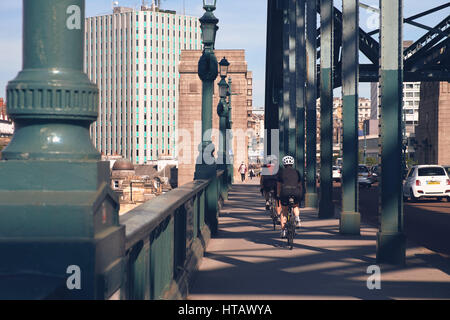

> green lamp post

[
  {"left": 195, "top": 0, "right": 219, "bottom": 179},
  {"left": 218, "top": 57, "right": 230, "bottom": 199},
  {"left": 226, "top": 77, "right": 234, "bottom": 186},
  {"left": 195, "top": 0, "right": 220, "bottom": 235},
  {"left": 0, "top": 0, "right": 125, "bottom": 299}
]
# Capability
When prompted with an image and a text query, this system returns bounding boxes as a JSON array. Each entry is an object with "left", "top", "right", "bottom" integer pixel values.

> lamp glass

[
  {"left": 201, "top": 23, "right": 215, "bottom": 45},
  {"left": 219, "top": 57, "right": 230, "bottom": 78},
  {"left": 203, "top": 0, "right": 217, "bottom": 8},
  {"left": 219, "top": 84, "right": 227, "bottom": 99}
]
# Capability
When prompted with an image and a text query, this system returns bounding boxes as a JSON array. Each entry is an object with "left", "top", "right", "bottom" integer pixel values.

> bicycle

[
  {"left": 267, "top": 190, "right": 279, "bottom": 230},
  {"left": 285, "top": 196, "right": 296, "bottom": 250}
]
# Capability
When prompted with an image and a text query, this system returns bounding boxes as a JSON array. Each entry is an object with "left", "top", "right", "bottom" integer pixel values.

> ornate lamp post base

[{"left": 0, "top": 160, "right": 125, "bottom": 299}]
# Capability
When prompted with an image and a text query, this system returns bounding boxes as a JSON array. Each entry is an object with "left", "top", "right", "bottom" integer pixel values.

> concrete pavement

[{"left": 188, "top": 180, "right": 450, "bottom": 300}]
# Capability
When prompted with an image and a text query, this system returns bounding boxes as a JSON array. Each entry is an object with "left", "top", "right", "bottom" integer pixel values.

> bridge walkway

[{"left": 188, "top": 179, "right": 450, "bottom": 300}]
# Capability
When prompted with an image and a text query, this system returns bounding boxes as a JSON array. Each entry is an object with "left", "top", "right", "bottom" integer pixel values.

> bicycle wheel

[{"left": 286, "top": 209, "right": 294, "bottom": 250}]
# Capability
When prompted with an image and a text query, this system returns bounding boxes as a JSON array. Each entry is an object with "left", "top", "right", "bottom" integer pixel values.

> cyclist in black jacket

[{"left": 277, "top": 155, "right": 303, "bottom": 238}]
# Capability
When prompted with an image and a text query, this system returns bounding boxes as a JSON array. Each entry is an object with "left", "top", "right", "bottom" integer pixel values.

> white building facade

[
  {"left": 370, "top": 81, "right": 421, "bottom": 137},
  {"left": 85, "top": 6, "right": 202, "bottom": 164}
]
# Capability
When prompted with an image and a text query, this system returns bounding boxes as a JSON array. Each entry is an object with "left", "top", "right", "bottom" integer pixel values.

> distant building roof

[{"left": 112, "top": 159, "right": 134, "bottom": 171}]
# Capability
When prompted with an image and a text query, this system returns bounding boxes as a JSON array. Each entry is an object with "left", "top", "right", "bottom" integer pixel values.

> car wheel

[
  {"left": 410, "top": 188, "right": 418, "bottom": 202},
  {"left": 403, "top": 194, "right": 408, "bottom": 202}
]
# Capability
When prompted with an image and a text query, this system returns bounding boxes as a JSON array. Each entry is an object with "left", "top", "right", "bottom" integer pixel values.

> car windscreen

[
  {"left": 418, "top": 167, "right": 446, "bottom": 176},
  {"left": 358, "top": 166, "right": 368, "bottom": 173}
]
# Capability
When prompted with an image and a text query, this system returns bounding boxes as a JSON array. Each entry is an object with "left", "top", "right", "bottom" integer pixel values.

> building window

[{"left": 247, "top": 89, "right": 252, "bottom": 96}]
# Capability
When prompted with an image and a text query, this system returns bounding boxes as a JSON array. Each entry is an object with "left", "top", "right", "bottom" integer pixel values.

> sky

[{"left": 0, "top": 0, "right": 448, "bottom": 108}]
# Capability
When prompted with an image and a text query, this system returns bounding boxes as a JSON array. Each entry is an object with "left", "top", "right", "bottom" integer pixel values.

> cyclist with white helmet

[{"left": 277, "top": 155, "right": 303, "bottom": 238}]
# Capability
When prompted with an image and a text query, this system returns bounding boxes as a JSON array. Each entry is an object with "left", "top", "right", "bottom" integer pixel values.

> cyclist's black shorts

[
  {"left": 263, "top": 185, "right": 277, "bottom": 194},
  {"left": 262, "top": 179, "right": 277, "bottom": 193},
  {"left": 279, "top": 186, "right": 301, "bottom": 206}
]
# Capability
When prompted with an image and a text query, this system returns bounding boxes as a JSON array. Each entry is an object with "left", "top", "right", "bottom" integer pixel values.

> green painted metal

[
  {"left": 150, "top": 216, "right": 174, "bottom": 299},
  {"left": 4, "top": 0, "right": 99, "bottom": 161},
  {"left": 295, "top": 0, "right": 306, "bottom": 194},
  {"left": 195, "top": 3, "right": 218, "bottom": 183},
  {"left": 217, "top": 77, "right": 229, "bottom": 200},
  {"left": 227, "top": 77, "right": 234, "bottom": 186},
  {"left": 319, "top": 0, "right": 335, "bottom": 219},
  {"left": 305, "top": 0, "right": 318, "bottom": 208},
  {"left": 376, "top": 0, "right": 406, "bottom": 265},
  {"left": 340, "top": 0, "right": 361, "bottom": 235},
  {"left": 0, "top": 0, "right": 125, "bottom": 299},
  {"left": 126, "top": 241, "right": 150, "bottom": 300},
  {"left": 288, "top": 0, "right": 297, "bottom": 158},
  {"left": 264, "top": 0, "right": 283, "bottom": 163},
  {"left": 281, "top": 0, "right": 290, "bottom": 161},
  {"left": 121, "top": 178, "right": 216, "bottom": 299}
]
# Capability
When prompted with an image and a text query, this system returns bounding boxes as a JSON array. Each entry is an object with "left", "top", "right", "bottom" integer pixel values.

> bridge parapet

[{"left": 119, "top": 171, "right": 225, "bottom": 300}]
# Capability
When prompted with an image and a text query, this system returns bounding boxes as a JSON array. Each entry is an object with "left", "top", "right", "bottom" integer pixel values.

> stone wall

[
  {"left": 178, "top": 50, "right": 253, "bottom": 186},
  {"left": 415, "top": 82, "right": 450, "bottom": 165}
]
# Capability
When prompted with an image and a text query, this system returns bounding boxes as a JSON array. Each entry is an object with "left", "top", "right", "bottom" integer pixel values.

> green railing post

[
  {"left": 0, "top": 0, "right": 125, "bottom": 299},
  {"left": 376, "top": 0, "right": 406, "bottom": 265}
]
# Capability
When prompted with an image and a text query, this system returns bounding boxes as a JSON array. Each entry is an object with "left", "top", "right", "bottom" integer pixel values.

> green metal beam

[
  {"left": 319, "top": 0, "right": 335, "bottom": 219},
  {"left": 305, "top": 0, "right": 318, "bottom": 208},
  {"left": 281, "top": 0, "right": 291, "bottom": 161},
  {"left": 376, "top": 0, "right": 406, "bottom": 265},
  {"left": 340, "top": 0, "right": 361, "bottom": 235},
  {"left": 288, "top": 0, "right": 297, "bottom": 158},
  {"left": 296, "top": 0, "right": 306, "bottom": 195}
]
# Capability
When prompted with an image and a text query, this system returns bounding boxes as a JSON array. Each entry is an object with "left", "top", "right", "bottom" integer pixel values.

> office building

[{"left": 85, "top": 4, "right": 202, "bottom": 164}]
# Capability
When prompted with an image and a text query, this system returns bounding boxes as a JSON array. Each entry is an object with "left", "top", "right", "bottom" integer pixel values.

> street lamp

[
  {"left": 217, "top": 57, "right": 230, "bottom": 169},
  {"left": 219, "top": 56, "right": 230, "bottom": 79},
  {"left": 200, "top": 1, "right": 218, "bottom": 49},
  {"left": 218, "top": 59, "right": 230, "bottom": 99},
  {"left": 195, "top": 0, "right": 219, "bottom": 181},
  {"left": 203, "top": 0, "right": 217, "bottom": 10}
]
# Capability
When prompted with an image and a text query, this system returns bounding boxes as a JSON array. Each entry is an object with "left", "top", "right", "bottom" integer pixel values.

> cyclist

[
  {"left": 260, "top": 156, "right": 279, "bottom": 211},
  {"left": 277, "top": 155, "right": 303, "bottom": 238}
]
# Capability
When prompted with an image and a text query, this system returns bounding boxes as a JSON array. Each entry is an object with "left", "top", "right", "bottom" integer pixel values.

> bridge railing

[{"left": 118, "top": 170, "right": 225, "bottom": 300}]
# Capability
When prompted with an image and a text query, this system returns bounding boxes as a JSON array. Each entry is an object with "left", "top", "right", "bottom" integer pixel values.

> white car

[
  {"left": 403, "top": 165, "right": 450, "bottom": 202},
  {"left": 332, "top": 166, "right": 342, "bottom": 182},
  {"left": 358, "top": 164, "right": 373, "bottom": 187}
]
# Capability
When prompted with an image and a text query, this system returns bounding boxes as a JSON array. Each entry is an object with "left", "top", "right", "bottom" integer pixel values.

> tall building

[
  {"left": 370, "top": 41, "right": 421, "bottom": 138},
  {"left": 177, "top": 50, "right": 253, "bottom": 186},
  {"left": 85, "top": 5, "right": 202, "bottom": 164}
]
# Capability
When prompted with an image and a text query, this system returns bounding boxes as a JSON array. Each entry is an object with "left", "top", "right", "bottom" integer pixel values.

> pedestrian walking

[
  {"left": 238, "top": 162, "right": 247, "bottom": 182},
  {"left": 250, "top": 168, "right": 255, "bottom": 180}
]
